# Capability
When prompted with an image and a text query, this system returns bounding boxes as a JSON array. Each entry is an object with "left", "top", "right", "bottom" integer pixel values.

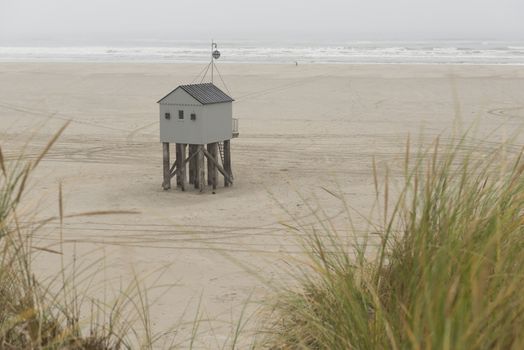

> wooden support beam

[
  {"left": 175, "top": 143, "right": 182, "bottom": 188},
  {"left": 202, "top": 147, "right": 233, "bottom": 185},
  {"left": 194, "top": 145, "right": 200, "bottom": 190},
  {"left": 223, "top": 140, "right": 232, "bottom": 187},
  {"left": 207, "top": 144, "right": 213, "bottom": 186},
  {"left": 177, "top": 143, "right": 186, "bottom": 191},
  {"left": 171, "top": 147, "right": 200, "bottom": 179},
  {"left": 162, "top": 142, "right": 170, "bottom": 190},
  {"left": 197, "top": 145, "right": 205, "bottom": 192},
  {"left": 188, "top": 145, "right": 196, "bottom": 185},
  {"left": 210, "top": 143, "right": 218, "bottom": 190},
  {"left": 169, "top": 158, "right": 177, "bottom": 175}
]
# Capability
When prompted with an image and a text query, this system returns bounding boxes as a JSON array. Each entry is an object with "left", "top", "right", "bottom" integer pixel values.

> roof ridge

[
  {"left": 158, "top": 83, "right": 234, "bottom": 105},
  {"left": 180, "top": 82, "right": 213, "bottom": 86}
]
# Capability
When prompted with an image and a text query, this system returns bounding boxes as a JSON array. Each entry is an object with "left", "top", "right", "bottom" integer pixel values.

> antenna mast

[{"left": 211, "top": 40, "right": 220, "bottom": 83}]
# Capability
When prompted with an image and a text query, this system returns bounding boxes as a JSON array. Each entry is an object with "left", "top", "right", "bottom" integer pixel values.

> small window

[
  {"left": 178, "top": 110, "right": 184, "bottom": 119},
  {"left": 164, "top": 112, "right": 170, "bottom": 120},
  {"left": 190, "top": 113, "right": 196, "bottom": 121}
]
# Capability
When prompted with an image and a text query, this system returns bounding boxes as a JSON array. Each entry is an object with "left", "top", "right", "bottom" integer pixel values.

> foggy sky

[{"left": 1, "top": 0, "right": 523, "bottom": 45}]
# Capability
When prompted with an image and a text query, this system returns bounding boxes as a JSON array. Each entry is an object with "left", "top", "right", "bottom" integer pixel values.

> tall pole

[
  {"left": 211, "top": 41, "right": 214, "bottom": 83},
  {"left": 210, "top": 41, "right": 220, "bottom": 83}
]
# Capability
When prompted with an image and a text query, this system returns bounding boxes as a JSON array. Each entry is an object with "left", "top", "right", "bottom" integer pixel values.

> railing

[{"left": 232, "top": 118, "right": 239, "bottom": 136}]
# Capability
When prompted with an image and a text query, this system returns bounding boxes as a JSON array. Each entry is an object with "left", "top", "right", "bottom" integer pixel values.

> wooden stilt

[
  {"left": 223, "top": 140, "right": 232, "bottom": 187},
  {"left": 162, "top": 142, "right": 170, "bottom": 190},
  {"left": 194, "top": 145, "right": 200, "bottom": 189},
  {"left": 184, "top": 144, "right": 188, "bottom": 182},
  {"left": 175, "top": 143, "right": 182, "bottom": 188},
  {"left": 210, "top": 143, "right": 218, "bottom": 190},
  {"left": 188, "top": 145, "right": 196, "bottom": 185},
  {"left": 179, "top": 144, "right": 187, "bottom": 191},
  {"left": 197, "top": 145, "right": 205, "bottom": 192},
  {"left": 207, "top": 144, "right": 213, "bottom": 186}
]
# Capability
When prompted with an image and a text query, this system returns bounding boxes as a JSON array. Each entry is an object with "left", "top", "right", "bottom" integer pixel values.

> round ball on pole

[{"left": 212, "top": 50, "right": 221, "bottom": 59}]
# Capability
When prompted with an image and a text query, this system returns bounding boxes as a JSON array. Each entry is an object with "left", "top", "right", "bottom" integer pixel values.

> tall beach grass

[
  {"left": 0, "top": 128, "right": 177, "bottom": 349},
  {"left": 3, "top": 125, "right": 524, "bottom": 349},
  {"left": 263, "top": 135, "right": 524, "bottom": 349}
]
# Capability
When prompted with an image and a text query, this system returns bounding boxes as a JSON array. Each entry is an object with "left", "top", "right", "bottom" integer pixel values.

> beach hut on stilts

[{"left": 158, "top": 41, "right": 238, "bottom": 192}]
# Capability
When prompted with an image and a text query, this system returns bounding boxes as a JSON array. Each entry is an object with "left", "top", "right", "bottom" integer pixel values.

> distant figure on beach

[{"left": 295, "top": 61, "right": 298, "bottom": 66}]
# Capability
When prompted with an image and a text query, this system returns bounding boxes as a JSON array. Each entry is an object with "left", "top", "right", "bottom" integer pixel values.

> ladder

[
  {"left": 218, "top": 142, "right": 234, "bottom": 180},
  {"left": 218, "top": 142, "right": 225, "bottom": 165}
]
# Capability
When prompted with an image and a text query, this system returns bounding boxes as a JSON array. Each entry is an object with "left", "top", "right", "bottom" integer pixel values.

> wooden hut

[{"left": 158, "top": 83, "right": 238, "bottom": 192}]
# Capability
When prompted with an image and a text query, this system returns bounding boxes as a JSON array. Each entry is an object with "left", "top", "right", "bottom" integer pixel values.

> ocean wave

[{"left": 1, "top": 42, "right": 524, "bottom": 64}]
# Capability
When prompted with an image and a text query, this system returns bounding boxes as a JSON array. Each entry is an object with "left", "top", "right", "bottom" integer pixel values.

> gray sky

[{"left": 1, "top": 0, "right": 523, "bottom": 45}]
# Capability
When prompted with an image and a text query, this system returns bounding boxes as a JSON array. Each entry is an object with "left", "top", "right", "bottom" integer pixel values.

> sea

[{"left": 1, "top": 40, "right": 524, "bottom": 65}]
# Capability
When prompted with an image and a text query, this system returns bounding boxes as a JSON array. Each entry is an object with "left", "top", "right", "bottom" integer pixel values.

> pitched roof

[{"left": 157, "top": 83, "right": 234, "bottom": 105}]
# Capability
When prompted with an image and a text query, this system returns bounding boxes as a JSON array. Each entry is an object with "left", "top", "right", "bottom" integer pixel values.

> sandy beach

[{"left": 1, "top": 63, "right": 523, "bottom": 346}]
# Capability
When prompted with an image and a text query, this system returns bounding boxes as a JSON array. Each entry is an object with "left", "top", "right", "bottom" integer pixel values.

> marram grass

[
  {"left": 0, "top": 128, "right": 175, "bottom": 349},
  {"left": 264, "top": 136, "right": 524, "bottom": 350},
  {"left": 3, "top": 126, "right": 524, "bottom": 349},
  {"left": 0, "top": 127, "right": 254, "bottom": 349}
]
